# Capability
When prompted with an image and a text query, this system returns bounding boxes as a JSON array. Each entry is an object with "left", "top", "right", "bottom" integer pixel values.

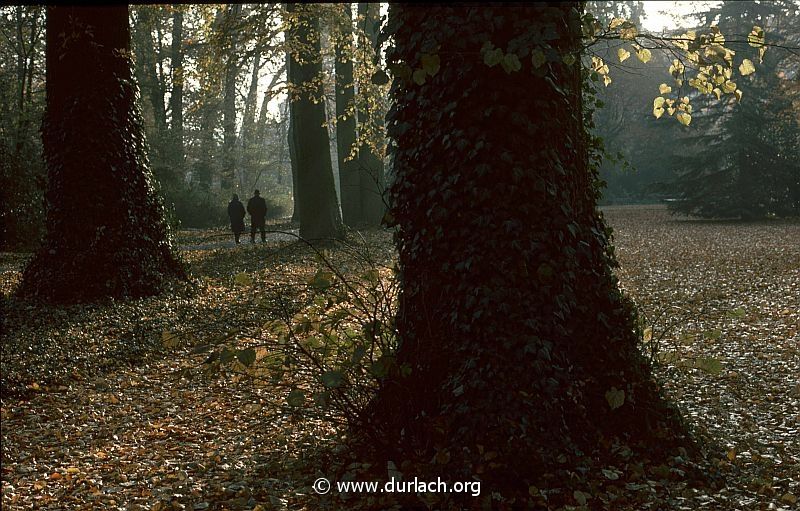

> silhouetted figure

[
  {"left": 227, "top": 194, "right": 246, "bottom": 244},
  {"left": 247, "top": 189, "right": 268, "bottom": 243}
]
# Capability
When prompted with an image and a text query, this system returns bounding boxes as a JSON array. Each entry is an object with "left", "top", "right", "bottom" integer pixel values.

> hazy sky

[{"left": 640, "top": 1, "right": 722, "bottom": 32}]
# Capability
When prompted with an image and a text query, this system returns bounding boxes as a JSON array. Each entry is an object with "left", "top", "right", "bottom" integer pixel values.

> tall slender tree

[
  {"left": 169, "top": 5, "right": 185, "bottom": 173},
  {"left": 221, "top": 4, "right": 242, "bottom": 192},
  {"left": 363, "top": 4, "right": 684, "bottom": 502},
  {"left": 356, "top": 2, "right": 386, "bottom": 226},
  {"left": 285, "top": 3, "right": 344, "bottom": 240},
  {"left": 334, "top": 3, "right": 361, "bottom": 226},
  {"left": 16, "top": 5, "right": 185, "bottom": 303}
]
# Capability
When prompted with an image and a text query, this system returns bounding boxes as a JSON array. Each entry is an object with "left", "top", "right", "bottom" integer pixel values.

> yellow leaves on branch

[
  {"left": 617, "top": 48, "right": 631, "bottom": 63},
  {"left": 739, "top": 59, "right": 756, "bottom": 76}
]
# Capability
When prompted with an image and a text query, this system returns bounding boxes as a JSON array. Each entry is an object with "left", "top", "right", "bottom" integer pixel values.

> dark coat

[
  {"left": 228, "top": 199, "right": 246, "bottom": 233},
  {"left": 247, "top": 195, "right": 268, "bottom": 226}
]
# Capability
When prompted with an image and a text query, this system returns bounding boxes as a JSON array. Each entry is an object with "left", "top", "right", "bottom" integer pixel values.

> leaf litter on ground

[{"left": 1, "top": 207, "right": 798, "bottom": 510}]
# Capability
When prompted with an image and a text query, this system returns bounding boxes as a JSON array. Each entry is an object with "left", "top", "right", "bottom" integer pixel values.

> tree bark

[
  {"left": 17, "top": 5, "right": 185, "bottom": 304},
  {"left": 356, "top": 2, "right": 386, "bottom": 226},
  {"left": 363, "top": 3, "right": 685, "bottom": 500},
  {"left": 286, "top": 54, "right": 300, "bottom": 224},
  {"left": 286, "top": 3, "right": 344, "bottom": 240},
  {"left": 133, "top": 6, "right": 167, "bottom": 136},
  {"left": 169, "top": 6, "right": 184, "bottom": 171},
  {"left": 335, "top": 4, "right": 361, "bottom": 227},
  {"left": 221, "top": 4, "right": 242, "bottom": 192}
]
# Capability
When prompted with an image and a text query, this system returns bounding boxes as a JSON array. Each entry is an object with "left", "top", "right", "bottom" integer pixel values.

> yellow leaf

[
  {"left": 653, "top": 96, "right": 665, "bottom": 109},
  {"left": 609, "top": 17, "right": 625, "bottom": 30},
  {"left": 162, "top": 330, "right": 180, "bottom": 349},
  {"left": 727, "top": 448, "right": 736, "bottom": 461},
  {"left": 617, "top": 48, "right": 631, "bottom": 62},
  {"left": 603, "top": 74, "right": 612, "bottom": 86},
  {"left": 722, "top": 81, "right": 737, "bottom": 94},
  {"left": 605, "top": 387, "right": 626, "bottom": 409},
  {"left": 531, "top": 49, "right": 546, "bottom": 68},
  {"left": 667, "top": 107, "right": 676, "bottom": 115},
  {"left": 735, "top": 89, "right": 743, "bottom": 102},
  {"left": 66, "top": 467, "right": 80, "bottom": 474},
  {"left": 676, "top": 112, "right": 692, "bottom": 126},
  {"left": 501, "top": 53, "right": 522, "bottom": 73},
  {"left": 654, "top": 107, "right": 665, "bottom": 119},
  {"left": 643, "top": 327, "right": 653, "bottom": 342},
  {"left": 636, "top": 48, "right": 652, "bottom": 63},
  {"left": 620, "top": 25, "right": 638, "bottom": 40},
  {"left": 739, "top": 58, "right": 755, "bottom": 76},
  {"left": 713, "top": 88, "right": 722, "bottom": 100},
  {"left": 420, "top": 53, "right": 440, "bottom": 76},
  {"left": 234, "top": 272, "right": 253, "bottom": 286},
  {"left": 659, "top": 83, "right": 671, "bottom": 94},
  {"left": 781, "top": 493, "right": 797, "bottom": 505}
]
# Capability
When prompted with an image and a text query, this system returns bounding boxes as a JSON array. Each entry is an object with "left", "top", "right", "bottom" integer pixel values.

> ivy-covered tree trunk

[
  {"left": 16, "top": 6, "right": 185, "bottom": 304},
  {"left": 286, "top": 3, "right": 344, "bottom": 240},
  {"left": 365, "top": 4, "right": 684, "bottom": 501},
  {"left": 335, "top": 4, "right": 361, "bottom": 227},
  {"left": 356, "top": 2, "right": 386, "bottom": 226}
]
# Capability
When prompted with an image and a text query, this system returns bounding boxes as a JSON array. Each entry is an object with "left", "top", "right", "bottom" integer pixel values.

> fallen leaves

[{"left": 2, "top": 211, "right": 798, "bottom": 510}]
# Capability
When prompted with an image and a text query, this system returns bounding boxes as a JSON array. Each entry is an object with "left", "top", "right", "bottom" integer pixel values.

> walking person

[
  {"left": 247, "top": 189, "right": 268, "bottom": 243},
  {"left": 227, "top": 194, "right": 246, "bottom": 244}
]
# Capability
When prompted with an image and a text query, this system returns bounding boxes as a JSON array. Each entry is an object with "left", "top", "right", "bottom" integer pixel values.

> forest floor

[{"left": 1, "top": 205, "right": 799, "bottom": 510}]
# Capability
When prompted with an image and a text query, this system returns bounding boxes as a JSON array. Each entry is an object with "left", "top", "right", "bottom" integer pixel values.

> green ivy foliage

[
  {"left": 16, "top": 6, "right": 185, "bottom": 303},
  {"left": 360, "top": 3, "right": 686, "bottom": 504}
]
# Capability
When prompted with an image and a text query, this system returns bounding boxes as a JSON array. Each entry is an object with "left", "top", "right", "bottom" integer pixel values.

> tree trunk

[
  {"left": 221, "top": 4, "right": 242, "bottom": 192},
  {"left": 286, "top": 3, "right": 344, "bottom": 240},
  {"left": 169, "top": 6, "right": 184, "bottom": 172},
  {"left": 17, "top": 5, "right": 185, "bottom": 304},
  {"left": 133, "top": 7, "right": 167, "bottom": 136},
  {"left": 335, "top": 4, "right": 361, "bottom": 227},
  {"left": 356, "top": 2, "right": 386, "bottom": 226},
  {"left": 363, "top": 4, "right": 685, "bottom": 500},
  {"left": 286, "top": 55, "right": 300, "bottom": 224}
]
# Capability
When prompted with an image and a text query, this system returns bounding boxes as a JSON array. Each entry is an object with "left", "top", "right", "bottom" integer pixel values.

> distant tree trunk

[
  {"left": 286, "top": 55, "right": 300, "bottom": 224},
  {"left": 133, "top": 5, "right": 170, "bottom": 191},
  {"left": 356, "top": 2, "right": 386, "bottom": 226},
  {"left": 239, "top": 49, "right": 262, "bottom": 190},
  {"left": 335, "top": 3, "right": 361, "bottom": 227},
  {"left": 133, "top": 7, "right": 167, "bottom": 136},
  {"left": 241, "top": 50, "right": 261, "bottom": 152},
  {"left": 221, "top": 4, "right": 242, "bottom": 192},
  {"left": 17, "top": 5, "right": 185, "bottom": 304},
  {"left": 13, "top": 7, "right": 42, "bottom": 158},
  {"left": 363, "top": 4, "right": 685, "bottom": 502},
  {"left": 169, "top": 6, "right": 184, "bottom": 172},
  {"left": 286, "top": 4, "right": 343, "bottom": 240}
]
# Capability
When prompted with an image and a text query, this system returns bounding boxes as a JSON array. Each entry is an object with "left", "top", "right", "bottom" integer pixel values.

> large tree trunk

[
  {"left": 286, "top": 4, "right": 343, "bottom": 240},
  {"left": 364, "top": 4, "right": 685, "bottom": 501},
  {"left": 169, "top": 6, "right": 184, "bottom": 173},
  {"left": 17, "top": 5, "right": 185, "bottom": 304},
  {"left": 335, "top": 4, "right": 361, "bottom": 227},
  {"left": 356, "top": 2, "right": 386, "bottom": 226}
]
